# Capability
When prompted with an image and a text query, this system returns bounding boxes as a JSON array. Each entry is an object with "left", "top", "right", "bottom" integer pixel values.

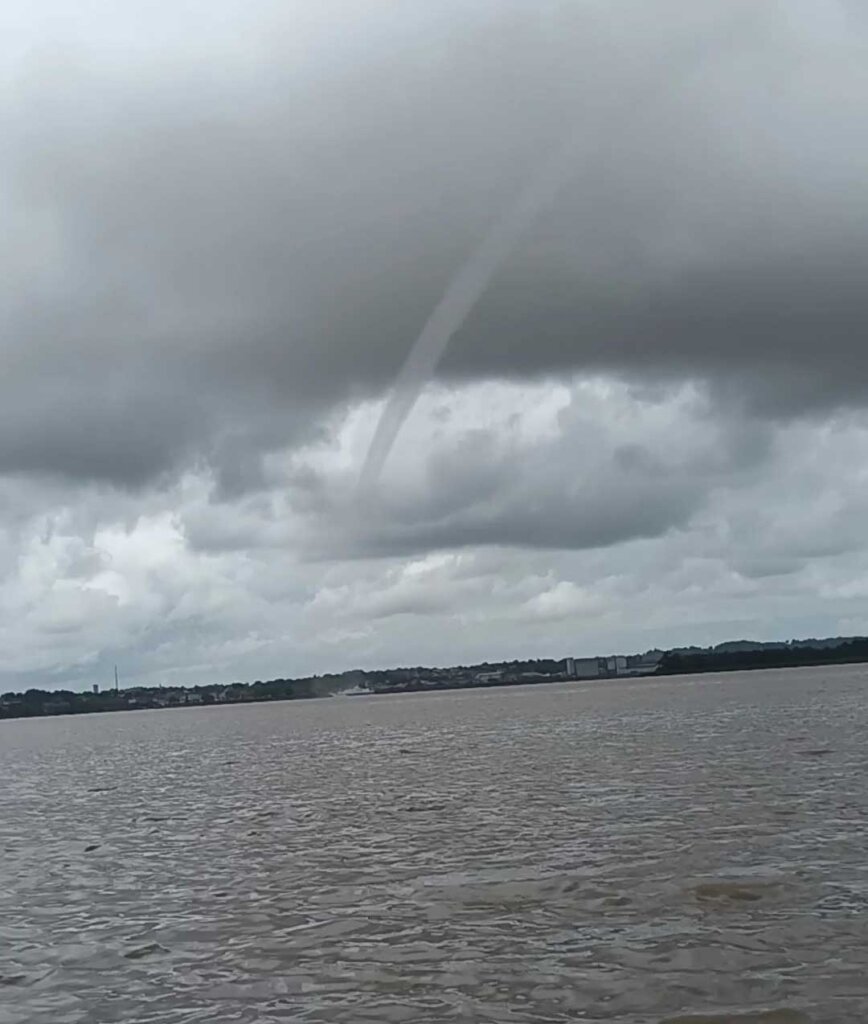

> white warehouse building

[{"left": 566, "top": 657, "right": 604, "bottom": 679}]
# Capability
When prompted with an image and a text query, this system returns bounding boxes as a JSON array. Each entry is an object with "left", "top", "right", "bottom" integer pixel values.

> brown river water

[{"left": 2, "top": 665, "right": 868, "bottom": 1024}]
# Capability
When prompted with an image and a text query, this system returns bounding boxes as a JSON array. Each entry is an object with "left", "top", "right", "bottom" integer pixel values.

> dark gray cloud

[
  {"left": 363, "top": 421, "right": 765, "bottom": 557},
  {"left": 3, "top": 1, "right": 866, "bottom": 492},
  {"left": 7, "top": 0, "right": 868, "bottom": 690}
]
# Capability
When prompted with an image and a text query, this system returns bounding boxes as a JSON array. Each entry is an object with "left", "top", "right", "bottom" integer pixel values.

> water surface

[{"left": 3, "top": 665, "right": 868, "bottom": 1023}]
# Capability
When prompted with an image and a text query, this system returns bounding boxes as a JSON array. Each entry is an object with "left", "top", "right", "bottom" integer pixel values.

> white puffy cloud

[{"left": 1, "top": 375, "right": 867, "bottom": 689}]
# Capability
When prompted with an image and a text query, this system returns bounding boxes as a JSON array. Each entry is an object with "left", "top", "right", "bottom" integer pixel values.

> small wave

[
  {"left": 660, "top": 1010, "right": 809, "bottom": 1024},
  {"left": 122, "top": 942, "right": 168, "bottom": 960},
  {"left": 691, "top": 879, "right": 783, "bottom": 905}
]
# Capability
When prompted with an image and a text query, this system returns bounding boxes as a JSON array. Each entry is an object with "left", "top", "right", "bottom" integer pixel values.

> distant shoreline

[
  {"left": 2, "top": 635, "right": 866, "bottom": 721},
  {"left": 655, "top": 638, "right": 868, "bottom": 677}
]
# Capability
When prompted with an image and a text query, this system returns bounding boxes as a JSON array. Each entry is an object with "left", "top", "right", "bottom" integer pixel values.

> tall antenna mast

[{"left": 114, "top": 665, "right": 119, "bottom": 692}]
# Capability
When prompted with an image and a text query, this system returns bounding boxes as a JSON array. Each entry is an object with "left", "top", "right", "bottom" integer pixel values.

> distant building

[
  {"left": 567, "top": 652, "right": 661, "bottom": 680},
  {"left": 92, "top": 684, "right": 99, "bottom": 695},
  {"left": 570, "top": 657, "right": 603, "bottom": 679},
  {"left": 624, "top": 650, "right": 663, "bottom": 675}
]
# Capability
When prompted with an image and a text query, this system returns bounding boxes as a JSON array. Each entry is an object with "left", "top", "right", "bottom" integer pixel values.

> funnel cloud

[
  {"left": 358, "top": 6, "right": 754, "bottom": 490},
  {"left": 358, "top": 134, "right": 584, "bottom": 491}
]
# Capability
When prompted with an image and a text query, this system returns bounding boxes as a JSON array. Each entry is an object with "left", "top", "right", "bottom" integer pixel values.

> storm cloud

[
  {"left": 4, "top": 1, "right": 866, "bottom": 486},
  {"left": 3, "top": 0, "right": 868, "bottom": 687}
]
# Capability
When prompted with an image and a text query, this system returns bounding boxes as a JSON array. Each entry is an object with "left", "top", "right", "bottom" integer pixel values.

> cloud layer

[{"left": 3, "top": 0, "right": 868, "bottom": 687}]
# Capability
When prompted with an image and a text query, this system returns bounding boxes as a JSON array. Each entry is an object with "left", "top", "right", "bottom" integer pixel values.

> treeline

[
  {"left": 5, "top": 642, "right": 867, "bottom": 722},
  {"left": 0, "top": 657, "right": 568, "bottom": 720},
  {"left": 657, "top": 637, "right": 868, "bottom": 675},
  {"left": 0, "top": 676, "right": 355, "bottom": 719},
  {"left": 0, "top": 688, "right": 127, "bottom": 719}
]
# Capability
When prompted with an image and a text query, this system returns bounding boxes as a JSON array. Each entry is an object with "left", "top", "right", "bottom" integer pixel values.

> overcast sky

[{"left": 3, "top": 0, "right": 868, "bottom": 691}]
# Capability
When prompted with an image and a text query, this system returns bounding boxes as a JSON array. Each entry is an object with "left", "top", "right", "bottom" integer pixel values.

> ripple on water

[
  {"left": 660, "top": 1011, "right": 810, "bottom": 1024},
  {"left": 691, "top": 879, "right": 784, "bottom": 905},
  {"left": 2, "top": 666, "right": 868, "bottom": 1023}
]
